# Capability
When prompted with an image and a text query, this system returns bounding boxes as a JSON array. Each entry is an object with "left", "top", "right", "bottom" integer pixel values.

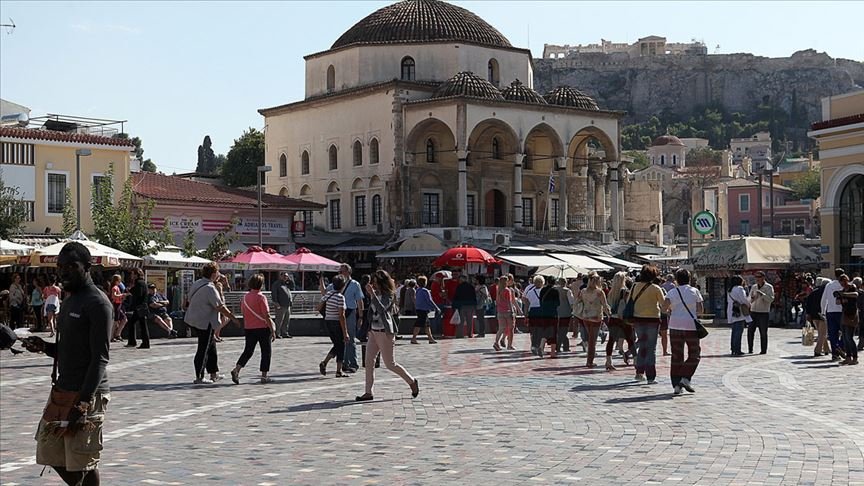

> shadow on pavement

[
  {"left": 0, "top": 362, "right": 53, "bottom": 370},
  {"left": 268, "top": 398, "right": 396, "bottom": 414},
  {"left": 570, "top": 381, "right": 644, "bottom": 392},
  {"left": 605, "top": 393, "right": 673, "bottom": 403},
  {"left": 110, "top": 382, "right": 202, "bottom": 392}
]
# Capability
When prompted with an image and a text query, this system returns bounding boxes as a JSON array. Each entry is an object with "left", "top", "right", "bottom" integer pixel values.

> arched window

[
  {"left": 369, "top": 138, "right": 379, "bottom": 164},
  {"left": 401, "top": 57, "right": 415, "bottom": 81},
  {"left": 492, "top": 137, "right": 500, "bottom": 160},
  {"left": 660, "top": 154, "right": 666, "bottom": 166},
  {"left": 372, "top": 194, "right": 382, "bottom": 225},
  {"left": 523, "top": 149, "right": 533, "bottom": 171},
  {"left": 353, "top": 140, "right": 362, "bottom": 166},
  {"left": 672, "top": 154, "right": 678, "bottom": 166},
  {"left": 279, "top": 187, "right": 289, "bottom": 197},
  {"left": 279, "top": 154, "right": 287, "bottom": 177},
  {"left": 326, "top": 65, "right": 335, "bottom": 92},
  {"left": 426, "top": 139, "right": 436, "bottom": 163},
  {"left": 301, "top": 150, "right": 310, "bottom": 175},
  {"left": 487, "top": 58, "right": 499, "bottom": 86},
  {"left": 328, "top": 145, "right": 338, "bottom": 170}
]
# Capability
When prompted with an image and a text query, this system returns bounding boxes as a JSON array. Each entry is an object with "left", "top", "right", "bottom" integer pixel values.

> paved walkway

[{"left": 1, "top": 328, "right": 862, "bottom": 485}]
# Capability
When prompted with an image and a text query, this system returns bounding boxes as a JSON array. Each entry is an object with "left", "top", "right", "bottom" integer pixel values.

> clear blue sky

[{"left": 1, "top": 1, "right": 861, "bottom": 173}]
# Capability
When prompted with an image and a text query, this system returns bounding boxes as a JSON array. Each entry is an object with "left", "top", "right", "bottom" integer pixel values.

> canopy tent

[
  {"left": 0, "top": 239, "right": 34, "bottom": 255},
  {"left": 143, "top": 249, "right": 212, "bottom": 269},
  {"left": 589, "top": 254, "right": 641, "bottom": 270},
  {"left": 692, "top": 237, "right": 822, "bottom": 275},
  {"left": 19, "top": 231, "right": 142, "bottom": 268},
  {"left": 220, "top": 246, "right": 287, "bottom": 271},
  {"left": 548, "top": 253, "right": 612, "bottom": 273},
  {"left": 497, "top": 254, "right": 568, "bottom": 269},
  {"left": 535, "top": 264, "right": 583, "bottom": 279},
  {"left": 281, "top": 247, "right": 341, "bottom": 272}
]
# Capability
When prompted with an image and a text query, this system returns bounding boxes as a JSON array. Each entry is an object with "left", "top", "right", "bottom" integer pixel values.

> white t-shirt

[
  {"left": 727, "top": 286, "right": 752, "bottom": 323},
  {"left": 821, "top": 279, "right": 843, "bottom": 315},
  {"left": 523, "top": 285, "right": 542, "bottom": 309},
  {"left": 665, "top": 285, "right": 703, "bottom": 331}
]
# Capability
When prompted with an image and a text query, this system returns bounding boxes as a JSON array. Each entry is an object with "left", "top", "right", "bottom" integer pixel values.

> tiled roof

[
  {"left": 131, "top": 172, "right": 325, "bottom": 210},
  {"left": 432, "top": 72, "right": 505, "bottom": 101},
  {"left": 501, "top": 80, "right": 547, "bottom": 104},
  {"left": 543, "top": 86, "right": 600, "bottom": 111},
  {"left": 331, "top": 0, "right": 512, "bottom": 50},
  {"left": 0, "top": 126, "right": 136, "bottom": 147}
]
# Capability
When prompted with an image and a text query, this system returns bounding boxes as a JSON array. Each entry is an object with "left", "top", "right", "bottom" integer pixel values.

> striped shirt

[{"left": 322, "top": 290, "right": 346, "bottom": 321}]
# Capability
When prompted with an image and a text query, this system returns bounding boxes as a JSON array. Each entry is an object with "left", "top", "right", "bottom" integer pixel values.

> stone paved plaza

[{"left": 1, "top": 328, "right": 862, "bottom": 485}]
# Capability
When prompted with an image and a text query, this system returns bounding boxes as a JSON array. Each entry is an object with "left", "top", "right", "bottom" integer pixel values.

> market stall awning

[
  {"left": 589, "top": 254, "right": 641, "bottom": 270},
  {"left": 548, "top": 253, "right": 612, "bottom": 273},
  {"left": 19, "top": 231, "right": 142, "bottom": 268},
  {"left": 535, "top": 264, "right": 582, "bottom": 279},
  {"left": 143, "top": 250, "right": 211, "bottom": 269},
  {"left": 220, "top": 246, "right": 288, "bottom": 271},
  {"left": 692, "top": 237, "right": 822, "bottom": 274},
  {"left": 497, "top": 254, "right": 568, "bottom": 268},
  {"left": 0, "top": 239, "right": 34, "bottom": 255},
  {"left": 281, "top": 247, "right": 341, "bottom": 272}
]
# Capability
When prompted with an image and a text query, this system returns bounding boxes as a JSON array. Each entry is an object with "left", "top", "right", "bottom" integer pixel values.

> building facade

[
  {"left": 723, "top": 179, "right": 816, "bottom": 237},
  {"left": 809, "top": 90, "right": 864, "bottom": 271},
  {"left": 1, "top": 125, "right": 133, "bottom": 235},
  {"left": 260, "top": 0, "right": 624, "bottom": 242}
]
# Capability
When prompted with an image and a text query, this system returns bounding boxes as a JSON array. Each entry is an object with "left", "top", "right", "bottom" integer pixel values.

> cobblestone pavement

[{"left": 1, "top": 328, "right": 862, "bottom": 485}]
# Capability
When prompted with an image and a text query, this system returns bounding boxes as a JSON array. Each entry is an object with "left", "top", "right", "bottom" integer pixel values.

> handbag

[
  {"left": 676, "top": 288, "right": 708, "bottom": 339},
  {"left": 802, "top": 322, "right": 815, "bottom": 346},
  {"left": 450, "top": 310, "right": 461, "bottom": 325},
  {"left": 317, "top": 293, "right": 333, "bottom": 318},
  {"left": 622, "top": 284, "right": 650, "bottom": 320}
]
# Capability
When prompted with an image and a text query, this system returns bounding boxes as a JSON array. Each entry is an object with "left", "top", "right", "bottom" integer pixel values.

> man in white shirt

[
  {"left": 820, "top": 268, "right": 846, "bottom": 361},
  {"left": 748, "top": 271, "right": 775, "bottom": 354}
]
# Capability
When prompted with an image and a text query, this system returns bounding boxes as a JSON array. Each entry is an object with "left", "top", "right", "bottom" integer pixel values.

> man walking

[
  {"left": 125, "top": 268, "right": 150, "bottom": 349},
  {"left": 273, "top": 272, "right": 294, "bottom": 338},
  {"left": 22, "top": 242, "right": 112, "bottom": 486},
  {"left": 748, "top": 271, "right": 774, "bottom": 354},
  {"left": 185, "top": 263, "right": 239, "bottom": 384},
  {"left": 821, "top": 268, "right": 846, "bottom": 361},
  {"left": 321, "top": 264, "right": 364, "bottom": 373}
]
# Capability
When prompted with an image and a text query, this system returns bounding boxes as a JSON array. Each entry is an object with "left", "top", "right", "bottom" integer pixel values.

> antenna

[{"left": 1, "top": 18, "right": 14, "bottom": 35}]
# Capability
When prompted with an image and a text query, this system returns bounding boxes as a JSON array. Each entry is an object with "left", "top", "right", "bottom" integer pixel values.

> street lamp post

[
  {"left": 74, "top": 148, "right": 92, "bottom": 231},
  {"left": 257, "top": 165, "right": 272, "bottom": 248}
]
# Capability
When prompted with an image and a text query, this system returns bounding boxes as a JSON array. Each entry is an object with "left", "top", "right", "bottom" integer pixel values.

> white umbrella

[
  {"left": 535, "top": 265, "right": 583, "bottom": 279},
  {"left": 143, "top": 249, "right": 211, "bottom": 269},
  {"left": 21, "top": 231, "right": 142, "bottom": 268},
  {"left": 0, "top": 239, "right": 33, "bottom": 255}
]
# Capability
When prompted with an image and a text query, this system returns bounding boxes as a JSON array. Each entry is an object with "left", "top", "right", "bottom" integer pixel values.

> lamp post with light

[
  {"left": 257, "top": 165, "right": 272, "bottom": 247},
  {"left": 74, "top": 148, "right": 92, "bottom": 231}
]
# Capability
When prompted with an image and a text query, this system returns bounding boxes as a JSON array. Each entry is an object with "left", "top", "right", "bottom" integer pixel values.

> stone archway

[
  {"left": 567, "top": 126, "right": 619, "bottom": 231},
  {"left": 484, "top": 188, "right": 508, "bottom": 227},
  {"left": 838, "top": 174, "right": 864, "bottom": 267}
]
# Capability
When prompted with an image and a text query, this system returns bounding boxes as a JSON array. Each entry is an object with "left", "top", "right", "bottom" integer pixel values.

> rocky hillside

[{"left": 533, "top": 49, "right": 864, "bottom": 125}]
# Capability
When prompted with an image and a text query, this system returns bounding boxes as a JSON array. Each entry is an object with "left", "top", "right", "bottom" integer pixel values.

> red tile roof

[
  {"left": 0, "top": 126, "right": 136, "bottom": 147},
  {"left": 811, "top": 112, "right": 864, "bottom": 131},
  {"left": 131, "top": 172, "right": 324, "bottom": 210}
]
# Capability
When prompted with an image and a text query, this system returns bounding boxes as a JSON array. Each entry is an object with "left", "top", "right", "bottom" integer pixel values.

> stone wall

[
  {"left": 621, "top": 179, "right": 664, "bottom": 246},
  {"left": 534, "top": 49, "right": 864, "bottom": 125}
]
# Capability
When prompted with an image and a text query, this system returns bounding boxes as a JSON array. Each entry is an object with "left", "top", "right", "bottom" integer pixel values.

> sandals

[
  {"left": 410, "top": 379, "right": 419, "bottom": 398},
  {"left": 318, "top": 362, "right": 327, "bottom": 376},
  {"left": 355, "top": 393, "right": 374, "bottom": 402},
  {"left": 410, "top": 339, "right": 420, "bottom": 344}
]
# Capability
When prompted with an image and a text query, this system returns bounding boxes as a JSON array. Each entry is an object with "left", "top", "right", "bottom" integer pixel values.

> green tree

[
  {"left": 196, "top": 135, "right": 217, "bottom": 174},
  {"left": 790, "top": 168, "right": 821, "bottom": 200},
  {"left": 622, "top": 150, "right": 650, "bottom": 171},
  {"left": 201, "top": 221, "right": 237, "bottom": 261},
  {"left": 221, "top": 128, "right": 265, "bottom": 187},
  {"left": 181, "top": 228, "right": 198, "bottom": 257},
  {"left": 91, "top": 163, "right": 172, "bottom": 256},
  {"left": 141, "top": 159, "right": 157, "bottom": 172},
  {"left": 0, "top": 176, "right": 27, "bottom": 239},
  {"left": 62, "top": 189, "right": 77, "bottom": 235},
  {"left": 114, "top": 132, "right": 157, "bottom": 172},
  {"left": 686, "top": 147, "right": 722, "bottom": 167}
]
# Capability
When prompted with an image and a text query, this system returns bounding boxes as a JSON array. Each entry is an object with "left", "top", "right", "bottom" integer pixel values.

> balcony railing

[{"left": 3, "top": 200, "right": 34, "bottom": 222}]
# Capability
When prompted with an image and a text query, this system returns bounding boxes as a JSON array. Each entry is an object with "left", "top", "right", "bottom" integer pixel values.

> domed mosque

[{"left": 260, "top": 0, "right": 624, "bottom": 243}]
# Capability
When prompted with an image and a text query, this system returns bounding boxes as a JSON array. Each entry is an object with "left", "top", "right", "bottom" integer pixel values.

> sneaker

[
  {"left": 284, "top": 335, "right": 293, "bottom": 339},
  {"left": 169, "top": 330, "right": 178, "bottom": 339},
  {"left": 507, "top": 346, "right": 516, "bottom": 350},
  {"left": 193, "top": 378, "right": 213, "bottom": 385},
  {"left": 680, "top": 378, "right": 695, "bottom": 393},
  {"left": 494, "top": 343, "right": 501, "bottom": 351},
  {"left": 210, "top": 374, "right": 224, "bottom": 383},
  {"left": 673, "top": 386, "right": 683, "bottom": 395},
  {"left": 343, "top": 367, "right": 357, "bottom": 374},
  {"left": 260, "top": 376, "right": 273, "bottom": 384},
  {"left": 531, "top": 346, "right": 538, "bottom": 355},
  {"left": 635, "top": 373, "right": 645, "bottom": 382},
  {"left": 230, "top": 369, "right": 240, "bottom": 385},
  {"left": 646, "top": 379, "right": 657, "bottom": 385}
]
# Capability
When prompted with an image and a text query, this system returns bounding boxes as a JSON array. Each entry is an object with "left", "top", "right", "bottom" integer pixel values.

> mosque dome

[
  {"left": 432, "top": 72, "right": 506, "bottom": 101},
  {"left": 500, "top": 80, "right": 547, "bottom": 104},
  {"left": 543, "top": 86, "right": 600, "bottom": 111},
  {"left": 331, "top": 0, "right": 513, "bottom": 50},
  {"left": 652, "top": 134, "right": 685, "bottom": 146}
]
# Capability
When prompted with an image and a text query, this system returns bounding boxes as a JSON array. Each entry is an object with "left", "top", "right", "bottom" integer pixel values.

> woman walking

[
  {"left": 837, "top": 275, "right": 860, "bottom": 366},
  {"left": 578, "top": 274, "right": 610, "bottom": 367},
  {"left": 605, "top": 272, "right": 635, "bottom": 371},
  {"left": 630, "top": 265, "right": 666, "bottom": 383},
  {"left": 213, "top": 274, "right": 231, "bottom": 342},
  {"left": 523, "top": 276, "right": 545, "bottom": 356},
  {"left": 411, "top": 275, "right": 439, "bottom": 344},
  {"left": 318, "top": 275, "right": 349, "bottom": 377},
  {"left": 42, "top": 275, "right": 61, "bottom": 337},
  {"left": 538, "top": 276, "right": 561, "bottom": 358},
  {"left": 474, "top": 276, "right": 491, "bottom": 338},
  {"left": 231, "top": 274, "right": 277, "bottom": 384},
  {"left": 664, "top": 269, "right": 703, "bottom": 395},
  {"left": 8, "top": 273, "right": 26, "bottom": 329},
  {"left": 110, "top": 274, "right": 129, "bottom": 342},
  {"left": 356, "top": 270, "right": 418, "bottom": 401},
  {"left": 727, "top": 275, "right": 751, "bottom": 356},
  {"left": 494, "top": 275, "right": 518, "bottom": 351},
  {"left": 30, "top": 277, "right": 44, "bottom": 333}
]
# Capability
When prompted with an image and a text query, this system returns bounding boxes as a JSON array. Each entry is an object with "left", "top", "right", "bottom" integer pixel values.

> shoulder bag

[
  {"left": 676, "top": 287, "right": 708, "bottom": 339},
  {"left": 622, "top": 283, "right": 650, "bottom": 320},
  {"left": 317, "top": 292, "right": 334, "bottom": 318}
]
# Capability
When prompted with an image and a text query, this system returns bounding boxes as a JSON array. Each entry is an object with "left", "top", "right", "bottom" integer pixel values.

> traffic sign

[{"left": 692, "top": 210, "right": 716, "bottom": 235}]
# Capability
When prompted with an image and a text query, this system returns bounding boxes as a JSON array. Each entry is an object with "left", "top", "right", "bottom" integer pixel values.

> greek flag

[{"left": 548, "top": 173, "right": 556, "bottom": 192}]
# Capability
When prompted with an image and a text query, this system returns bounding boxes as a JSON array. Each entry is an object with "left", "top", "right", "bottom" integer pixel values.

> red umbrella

[
  {"left": 433, "top": 245, "right": 500, "bottom": 267},
  {"left": 222, "top": 245, "right": 287, "bottom": 270},
  {"left": 281, "top": 247, "right": 341, "bottom": 272}
]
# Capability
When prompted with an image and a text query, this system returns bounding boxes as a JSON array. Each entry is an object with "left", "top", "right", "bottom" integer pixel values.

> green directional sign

[{"left": 692, "top": 210, "right": 717, "bottom": 235}]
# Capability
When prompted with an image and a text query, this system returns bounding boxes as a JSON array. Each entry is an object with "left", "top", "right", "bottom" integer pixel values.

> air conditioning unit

[
  {"left": 600, "top": 232, "right": 615, "bottom": 244},
  {"left": 443, "top": 228, "right": 462, "bottom": 242},
  {"left": 493, "top": 233, "right": 511, "bottom": 247}
]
